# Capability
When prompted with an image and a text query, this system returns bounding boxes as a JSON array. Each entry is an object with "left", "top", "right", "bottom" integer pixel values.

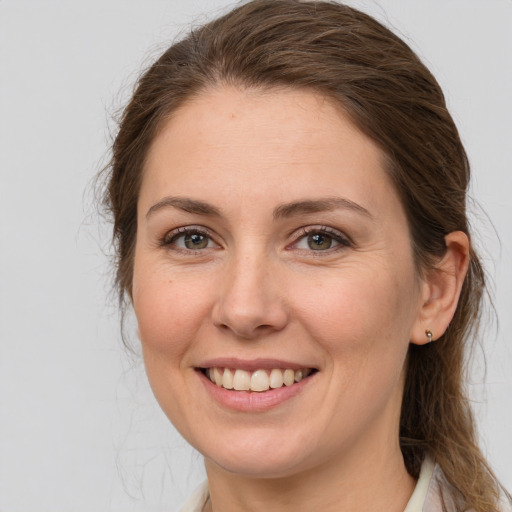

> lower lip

[{"left": 197, "top": 370, "right": 316, "bottom": 412}]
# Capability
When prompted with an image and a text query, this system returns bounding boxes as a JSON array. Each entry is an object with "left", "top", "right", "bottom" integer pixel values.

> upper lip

[{"left": 196, "top": 357, "right": 317, "bottom": 372}]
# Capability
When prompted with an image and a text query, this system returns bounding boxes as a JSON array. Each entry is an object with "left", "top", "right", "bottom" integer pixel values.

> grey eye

[
  {"left": 167, "top": 229, "right": 216, "bottom": 250},
  {"left": 295, "top": 231, "right": 342, "bottom": 251},
  {"left": 184, "top": 232, "right": 209, "bottom": 250}
]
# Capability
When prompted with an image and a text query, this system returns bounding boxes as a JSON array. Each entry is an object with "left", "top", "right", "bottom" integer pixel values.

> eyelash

[
  {"left": 289, "top": 226, "right": 352, "bottom": 253},
  {"left": 160, "top": 225, "right": 352, "bottom": 254},
  {"left": 161, "top": 226, "right": 218, "bottom": 253}
]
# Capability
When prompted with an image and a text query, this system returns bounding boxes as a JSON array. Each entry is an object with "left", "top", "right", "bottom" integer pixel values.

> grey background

[{"left": 0, "top": 1, "right": 510, "bottom": 511}]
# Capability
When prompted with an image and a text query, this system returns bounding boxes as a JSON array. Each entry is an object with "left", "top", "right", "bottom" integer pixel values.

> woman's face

[{"left": 132, "top": 87, "right": 427, "bottom": 478}]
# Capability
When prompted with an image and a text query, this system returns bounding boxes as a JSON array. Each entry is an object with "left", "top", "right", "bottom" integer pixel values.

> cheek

[
  {"left": 292, "top": 260, "right": 419, "bottom": 371},
  {"left": 132, "top": 262, "right": 213, "bottom": 363},
  {"left": 131, "top": 263, "right": 216, "bottom": 433},
  {"left": 296, "top": 266, "right": 416, "bottom": 422}
]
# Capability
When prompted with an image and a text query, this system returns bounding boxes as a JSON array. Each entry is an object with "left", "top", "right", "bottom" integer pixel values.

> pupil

[
  {"left": 185, "top": 233, "right": 208, "bottom": 249},
  {"left": 308, "top": 233, "right": 332, "bottom": 250}
]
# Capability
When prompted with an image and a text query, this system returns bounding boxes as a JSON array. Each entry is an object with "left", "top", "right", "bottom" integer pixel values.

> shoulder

[
  {"left": 178, "top": 480, "right": 209, "bottom": 512},
  {"left": 497, "top": 494, "right": 512, "bottom": 512},
  {"left": 404, "top": 456, "right": 453, "bottom": 512},
  {"left": 413, "top": 458, "right": 512, "bottom": 512}
]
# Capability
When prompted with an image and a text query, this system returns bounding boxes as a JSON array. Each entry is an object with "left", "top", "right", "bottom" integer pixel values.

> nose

[{"left": 212, "top": 252, "right": 289, "bottom": 340}]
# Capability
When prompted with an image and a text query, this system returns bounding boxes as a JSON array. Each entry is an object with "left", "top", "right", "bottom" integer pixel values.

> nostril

[
  {"left": 211, "top": 285, "right": 289, "bottom": 339},
  {"left": 256, "top": 324, "right": 274, "bottom": 331}
]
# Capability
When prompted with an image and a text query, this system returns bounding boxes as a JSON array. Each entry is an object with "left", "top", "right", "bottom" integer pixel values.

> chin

[
  {"left": 198, "top": 429, "right": 320, "bottom": 479},
  {"left": 205, "top": 451, "right": 310, "bottom": 479}
]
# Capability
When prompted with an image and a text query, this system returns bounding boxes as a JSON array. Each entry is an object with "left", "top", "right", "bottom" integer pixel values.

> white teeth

[
  {"left": 206, "top": 367, "right": 313, "bottom": 392},
  {"left": 250, "top": 370, "right": 270, "bottom": 392},
  {"left": 283, "top": 369, "right": 295, "bottom": 386},
  {"left": 233, "top": 369, "right": 251, "bottom": 391},
  {"left": 269, "top": 368, "right": 284, "bottom": 389},
  {"left": 213, "top": 367, "right": 223, "bottom": 387},
  {"left": 222, "top": 368, "right": 234, "bottom": 389}
]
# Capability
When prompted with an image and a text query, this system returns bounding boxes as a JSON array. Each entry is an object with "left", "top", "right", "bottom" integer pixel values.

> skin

[{"left": 132, "top": 86, "right": 469, "bottom": 512}]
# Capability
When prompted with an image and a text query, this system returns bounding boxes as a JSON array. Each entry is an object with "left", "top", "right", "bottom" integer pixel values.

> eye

[
  {"left": 302, "top": 232, "right": 336, "bottom": 251},
  {"left": 292, "top": 227, "right": 351, "bottom": 252},
  {"left": 163, "top": 227, "right": 218, "bottom": 251}
]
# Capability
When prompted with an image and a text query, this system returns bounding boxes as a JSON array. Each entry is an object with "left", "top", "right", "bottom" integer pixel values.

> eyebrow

[
  {"left": 146, "top": 197, "right": 222, "bottom": 218},
  {"left": 146, "top": 196, "right": 372, "bottom": 220},
  {"left": 273, "top": 197, "right": 373, "bottom": 220}
]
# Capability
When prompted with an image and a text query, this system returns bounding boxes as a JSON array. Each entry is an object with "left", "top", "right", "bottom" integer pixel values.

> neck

[{"left": 204, "top": 440, "right": 415, "bottom": 512}]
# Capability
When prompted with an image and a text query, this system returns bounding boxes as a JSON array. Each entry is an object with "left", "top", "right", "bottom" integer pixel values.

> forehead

[{"left": 140, "top": 86, "right": 398, "bottom": 216}]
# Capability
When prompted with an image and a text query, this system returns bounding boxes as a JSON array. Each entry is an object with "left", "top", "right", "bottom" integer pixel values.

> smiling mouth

[{"left": 200, "top": 367, "right": 316, "bottom": 392}]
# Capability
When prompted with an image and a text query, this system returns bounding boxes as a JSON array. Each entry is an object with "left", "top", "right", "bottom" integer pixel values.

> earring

[{"left": 425, "top": 330, "right": 433, "bottom": 343}]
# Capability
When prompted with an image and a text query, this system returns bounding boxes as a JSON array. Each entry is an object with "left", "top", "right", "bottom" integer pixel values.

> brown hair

[{"left": 103, "top": 1, "right": 508, "bottom": 510}]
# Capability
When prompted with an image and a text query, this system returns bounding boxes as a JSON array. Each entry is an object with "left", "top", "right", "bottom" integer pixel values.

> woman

[{"left": 102, "top": 1, "right": 511, "bottom": 510}]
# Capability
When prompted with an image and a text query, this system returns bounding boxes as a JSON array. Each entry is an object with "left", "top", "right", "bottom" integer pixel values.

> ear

[{"left": 410, "top": 231, "right": 470, "bottom": 345}]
